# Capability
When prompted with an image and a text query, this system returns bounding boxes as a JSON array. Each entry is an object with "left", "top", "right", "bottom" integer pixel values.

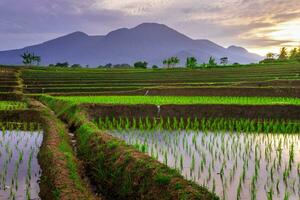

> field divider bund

[{"left": 38, "top": 95, "right": 219, "bottom": 200}]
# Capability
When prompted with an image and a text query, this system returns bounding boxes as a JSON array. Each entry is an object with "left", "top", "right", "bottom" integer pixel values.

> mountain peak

[
  {"left": 227, "top": 45, "right": 248, "bottom": 53},
  {"left": 134, "top": 22, "right": 168, "bottom": 28},
  {"left": 133, "top": 23, "right": 176, "bottom": 32},
  {"left": 66, "top": 31, "right": 88, "bottom": 37}
]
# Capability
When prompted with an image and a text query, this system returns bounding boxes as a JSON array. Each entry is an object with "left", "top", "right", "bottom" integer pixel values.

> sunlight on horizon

[{"left": 249, "top": 18, "right": 300, "bottom": 56}]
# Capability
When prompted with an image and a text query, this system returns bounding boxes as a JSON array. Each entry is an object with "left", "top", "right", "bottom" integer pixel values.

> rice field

[
  {"left": 0, "top": 126, "right": 43, "bottom": 200},
  {"left": 57, "top": 96, "right": 300, "bottom": 106},
  {"left": 0, "top": 101, "right": 27, "bottom": 110},
  {"left": 1, "top": 64, "right": 300, "bottom": 199},
  {"left": 108, "top": 129, "right": 300, "bottom": 200},
  {"left": 95, "top": 117, "right": 300, "bottom": 134}
]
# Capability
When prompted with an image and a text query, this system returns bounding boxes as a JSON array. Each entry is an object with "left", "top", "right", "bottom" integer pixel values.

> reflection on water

[
  {"left": 0, "top": 130, "right": 43, "bottom": 200},
  {"left": 110, "top": 130, "right": 300, "bottom": 200}
]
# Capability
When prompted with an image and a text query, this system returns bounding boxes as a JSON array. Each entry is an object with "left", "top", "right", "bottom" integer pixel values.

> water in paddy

[
  {"left": 0, "top": 130, "right": 43, "bottom": 200},
  {"left": 109, "top": 130, "right": 300, "bottom": 200}
]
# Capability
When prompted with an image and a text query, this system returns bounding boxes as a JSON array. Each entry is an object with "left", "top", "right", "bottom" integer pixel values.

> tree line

[
  {"left": 261, "top": 47, "right": 300, "bottom": 63},
  {"left": 23, "top": 47, "right": 300, "bottom": 69}
]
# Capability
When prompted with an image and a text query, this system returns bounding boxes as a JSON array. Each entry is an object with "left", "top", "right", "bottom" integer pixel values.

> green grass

[
  {"left": 0, "top": 101, "right": 27, "bottom": 110},
  {"left": 56, "top": 96, "right": 300, "bottom": 106}
]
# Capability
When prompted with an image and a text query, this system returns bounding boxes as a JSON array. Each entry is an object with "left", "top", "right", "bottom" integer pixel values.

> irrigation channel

[
  {"left": 0, "top": 128, "right": 43, "bottom": 200},
  {"left": 108, "top": 129, "right": 300, "bottom": 200}
]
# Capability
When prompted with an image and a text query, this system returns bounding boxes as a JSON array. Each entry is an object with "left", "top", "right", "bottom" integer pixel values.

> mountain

[{"left": 0, "top": 23, "right": 262, "bottom": 67}]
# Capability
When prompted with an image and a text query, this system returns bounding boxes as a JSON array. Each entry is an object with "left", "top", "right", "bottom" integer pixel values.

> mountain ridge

[{"left": 0, "top": 23, "right": 262, "bottom": 66}]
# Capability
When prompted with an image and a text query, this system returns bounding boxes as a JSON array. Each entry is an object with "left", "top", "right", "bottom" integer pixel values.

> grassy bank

[
  {"left": 38, "top": 95, "right": 219, "bottom": 200},
  {"left": 28, "top": 99, "right": 98, "bottom": 200}
]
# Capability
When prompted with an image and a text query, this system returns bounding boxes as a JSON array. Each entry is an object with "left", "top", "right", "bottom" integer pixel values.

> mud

[{"left": 84, "top": 104, "right": 300, "bottom": 120}]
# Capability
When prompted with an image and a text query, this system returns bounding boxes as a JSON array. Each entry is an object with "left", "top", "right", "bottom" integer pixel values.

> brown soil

[
  {"left": 145, "top": 87, "right": 300, "bottom": 97},
  {"left": 0, "top": 110, "right": 41, "bottom": 122},
  {"left": 0, "top": 92, "right": 24, "bottom": 101},
  {"left": 84, "top": 104, "right": 300, "bottom": 120}
]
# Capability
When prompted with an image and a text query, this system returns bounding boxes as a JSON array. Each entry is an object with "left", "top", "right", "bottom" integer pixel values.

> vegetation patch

[
  {"left": 0, "top": 101, "right": 27, "bottom": 110},
  {"left": 28, "top": 99, "right": 98, "bottom": 200},
  {"left": 94, "top": 116, "right": 300, "bottom": 134},
  {"left": 56, "top": 95, "right": 300, "bottom": 106}
]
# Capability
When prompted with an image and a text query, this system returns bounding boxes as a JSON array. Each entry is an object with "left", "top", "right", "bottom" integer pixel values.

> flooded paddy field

[
  {"left": 109, "top": 130, "right": 300, "bottom": 200},
  {"left": 0, "top": 129, "right": 43, "bottom": 200}
]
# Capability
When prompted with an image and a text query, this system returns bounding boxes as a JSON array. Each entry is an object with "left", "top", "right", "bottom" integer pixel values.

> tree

[
  {"left": 289, "top": 48, "right": 298, "bottom": 60},
  {"left": 163, "top": 57, "right": 180, "bottom": 68},
  {"left": 113, "top": 63, "right": 131, "bottom": 68},
  {"left": 21, "top": 52, "right": 40, "bottom": 65},
  {"left": 34, "top": 56, "right": 41, "bottom": 65},
  {"left": 163, "top": 59, "right": 171, "bottom": 68},
  {"left": 55, "top": 62, "right": 69, "bottom": 68},
  {"left": 186, "top": 57, "right": 197, "bottom": 68},
  {"left": 266, "top": 53, "right": 275, "bottom": 59},
  {"left": 220, "top": 57, "right": 228, "bottom": 65},
  {"left": 71, "top": 64, "right": 82, "bottom": 68},
  {"left": 278, "top": 47, "right": 288, "bottom": 60},
  {"left": 21, "top": 52, "right": 32, "bottom": 65},
  {"left": 152, "top": 65, "right": 159, "bottom": 69},
  {"left": 297, "top": 47, "right": 300, "bottom": 57},
  {"left": 134, "top": 61, "right": 148, "bottom": 69},
  {"left": 172, "top": 57, "right": 180, "bottom": 67},
  {"left": 105, "top": 63, "right": 113, "bottom": 68},
  {"left": 208, "top": 57, "right": 217, "bottom": 67}
]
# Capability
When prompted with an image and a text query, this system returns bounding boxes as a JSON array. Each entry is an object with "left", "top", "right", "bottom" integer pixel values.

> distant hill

[{"left": 0, "top": 23, "right": 262, "bottom": 67}]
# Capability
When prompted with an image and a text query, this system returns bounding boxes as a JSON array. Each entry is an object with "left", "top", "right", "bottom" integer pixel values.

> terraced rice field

[
  {"left": 0, "top": 64, "right": 299, "bottom": 200},
  {"left": 21, "top": 64, "right": 300, "bottom": 96}
]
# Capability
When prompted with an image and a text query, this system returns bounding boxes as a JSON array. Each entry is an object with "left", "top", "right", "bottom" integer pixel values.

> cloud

[{"left": 0, "top": 0, "right": 299, "bottom": 53}]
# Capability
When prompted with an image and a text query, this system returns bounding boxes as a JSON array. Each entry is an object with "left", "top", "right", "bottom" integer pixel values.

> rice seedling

[
  {"left": 95, "top": 116, "right": 300, "bottom": 134},
  {"left": 0, "top": 101, "right": 27, "bottom": 110},
  {"left": 105, "top": 125, "right": 300, "bottom": 200},
  {"left": 57, "top": 95, "right": 300, "bottom": 106},
  {"left": 0, "top": 124, "right": 43, "bottom": 199}
]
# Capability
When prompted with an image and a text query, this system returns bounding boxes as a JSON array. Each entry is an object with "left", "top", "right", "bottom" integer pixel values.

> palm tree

[
  {"left": 21, "top": 52, "right": 32, "bottom": 65},
  {"left": 186, "top": 57, "right": 197, "bottom": 68},
  {"left": 278, "top": 47, "right": 288, "bottom": 60},
  {"left": 34, "top": 56, "right": 41, "bottom": 65},
  {"left": 172, "top": 57, "right": 180, "bottom": 67},
  {"left": 20, "top": 52, "right": 41, "bottom": 65}
]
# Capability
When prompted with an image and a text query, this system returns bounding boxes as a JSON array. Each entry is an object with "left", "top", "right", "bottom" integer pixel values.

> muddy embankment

[
  {"left": 0, "top": 101, "right": 100, "bottom": 200},
  {"left": 38, "top": 95, "right": 219, "bottom": 200},
  {"left": 84, "top": 104, "right": 300, "bottom": 121},
  {"left": 50, "top": 87, "right": 300, "bottom": 97}
]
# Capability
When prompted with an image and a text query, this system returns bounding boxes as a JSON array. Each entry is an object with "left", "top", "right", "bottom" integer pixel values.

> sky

[{"left": 0, "top": 0, "right": 300, "bottom": 55}]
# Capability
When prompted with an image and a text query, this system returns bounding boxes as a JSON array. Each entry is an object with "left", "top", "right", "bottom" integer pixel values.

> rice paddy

[
  {"left": 57, "top": 96, "right": 300, "bottom": 106},
  {"left": 0, "top": 101, "right": 27, "bottom": 110},
  {"left": 0, "top": 124, "right": 43, "bottom": 200},
  {"left": 108, "top": 129, "right": 300, "bottom": 200},
  {"left": 95, "top": 117, "right": 300, "bottom": 134}
]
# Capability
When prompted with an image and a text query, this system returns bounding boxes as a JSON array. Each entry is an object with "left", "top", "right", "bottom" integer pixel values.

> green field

[
  {"left": 0, "top": 101, "right": 27, "bottom": 110},
  {"left": 57, "top": 95, "right": 300, "bottom": 105},
  {"left": 21, "top": 64, "right": 300, "bottom": 95}
]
